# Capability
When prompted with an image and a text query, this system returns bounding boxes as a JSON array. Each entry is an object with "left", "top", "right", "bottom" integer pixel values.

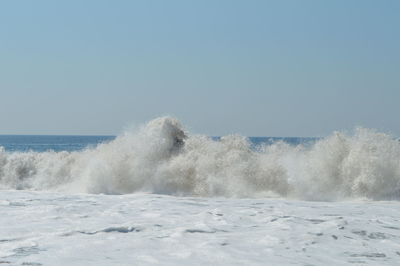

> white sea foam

[{"left": 1, "top": 117, "right": 400, "bottom": 200}]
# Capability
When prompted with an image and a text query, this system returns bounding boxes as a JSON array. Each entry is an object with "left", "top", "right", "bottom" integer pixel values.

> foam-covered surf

[{"left": 1, "top": 117, "right": 400, "bottom": 200}]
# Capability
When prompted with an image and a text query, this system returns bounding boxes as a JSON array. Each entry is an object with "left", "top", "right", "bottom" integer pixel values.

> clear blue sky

[{"left": 0, "top": 0, "right": 399, "bottom": 136}]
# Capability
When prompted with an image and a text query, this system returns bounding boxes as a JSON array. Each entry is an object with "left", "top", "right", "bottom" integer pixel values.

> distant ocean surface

[
  {"left": 0, "top": 135, "right": 316, "bottom": 152},
  {"left": 0, "top": 135, "right": 115, "bottom": 152}
]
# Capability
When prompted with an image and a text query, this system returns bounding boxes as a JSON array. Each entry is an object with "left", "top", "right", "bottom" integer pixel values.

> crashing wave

[{"left": 1, "top": 117, "right": 400, "bottom": 200}]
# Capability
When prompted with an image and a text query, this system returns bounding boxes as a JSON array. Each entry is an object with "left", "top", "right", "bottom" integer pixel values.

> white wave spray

[{"left": 1, "top": 117, "right": 400, "bottom": 200}]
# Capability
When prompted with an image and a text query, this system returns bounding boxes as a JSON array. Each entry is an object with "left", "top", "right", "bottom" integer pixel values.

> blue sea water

[
  {"left": 0, "top": 135, "right": 115, "bottom": 152},
  {"left": 0, "top": 135, "right": 317, "bottom": 152}
]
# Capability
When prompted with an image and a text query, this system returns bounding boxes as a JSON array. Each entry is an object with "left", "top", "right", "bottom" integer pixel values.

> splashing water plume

[{"left": 1, "top": 117, "right": 400, "bottom": 201}]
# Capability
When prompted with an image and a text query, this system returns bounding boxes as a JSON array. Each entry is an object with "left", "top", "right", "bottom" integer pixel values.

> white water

[
  {"left": 1, "top": 191, "right": 400, "bottom": 266},
  {"left": 2, "top": 118, "right": 400, "bottom": 265},
  {"left": 1, "top": 117, "right": 400, "bottom": 201}
]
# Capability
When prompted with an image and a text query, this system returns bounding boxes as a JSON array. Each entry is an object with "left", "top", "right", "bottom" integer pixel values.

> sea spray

[{"left": 1, "top": 117, "right": 400, "bottom": 200}]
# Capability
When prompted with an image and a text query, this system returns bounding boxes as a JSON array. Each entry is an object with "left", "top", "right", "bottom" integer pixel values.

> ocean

[
  {"left": 1, "top": 117, "right": 400, "bottom": 265},
  {"left": 0, "top": 135, "right": 115, "bottom": 152}
]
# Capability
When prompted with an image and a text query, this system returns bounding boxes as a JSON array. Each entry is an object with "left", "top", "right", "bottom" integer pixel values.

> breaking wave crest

[{"left": 1, "top": 117, "right": 400, "bottom": 201}]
